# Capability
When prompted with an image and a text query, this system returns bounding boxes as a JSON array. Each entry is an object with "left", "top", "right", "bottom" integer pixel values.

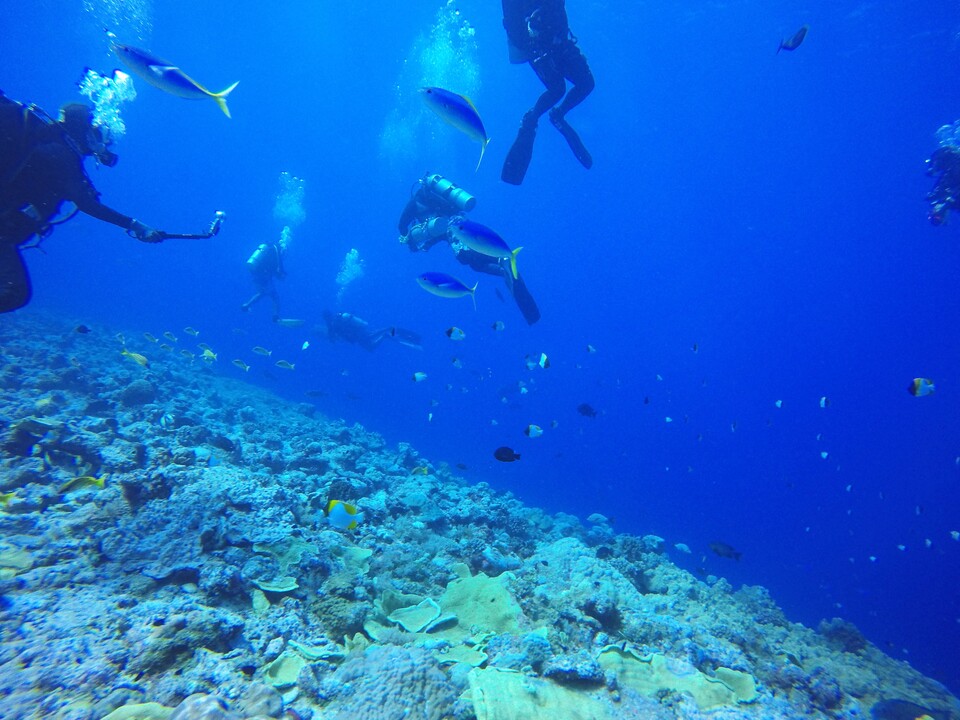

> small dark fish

[
  {"left": 74, "top": 325, "right": 91, "bottom": 334},
  {"left": 577, "top": 403, "right": 597, "bottom": 418},
  {"left": 494, "top": 446, "right": 520, "bottom": 462},
  {"left": 495, "top": 288, "right": 506, "bottom": 303},
  {"left": 455, "top": 463, "right": 468, "bottom": 470},
  {"left": 643, "top": 396, "right": 650, "bottom": 405},
  {"left": 709, "top": 541, "right": 742, "bottom": 561},
  {"left": 778, "top": 24, "right": 809, "bottom": 53},
  {"left": 305, "top": 390, "right": 328, "bottom": 398}
]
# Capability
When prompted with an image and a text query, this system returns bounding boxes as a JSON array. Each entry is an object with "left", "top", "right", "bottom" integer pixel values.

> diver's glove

[{"left": 129, "top": 219, "right": 164, "bottom": 243}]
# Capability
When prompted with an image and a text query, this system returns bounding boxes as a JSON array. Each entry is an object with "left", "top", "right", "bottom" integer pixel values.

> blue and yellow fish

[
  {"left": 326, "top": 500, "right": 364, "bottom": 531},
  {"left": 450, "top": 220, "right": 522, "bottom": 280},
  {"left": 113, "top": 42, "right": 239, "bottom": 118},
  {"left": 908, "top": 377, "right": 935, "bottom": 397},
  {"left": 420, "top": 87, "right": 489, "bottom": 170},
  {"left": 416, "top": 272, "right": 477, "bottom": 309}
]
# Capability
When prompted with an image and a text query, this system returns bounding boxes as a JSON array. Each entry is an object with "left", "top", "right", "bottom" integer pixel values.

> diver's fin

[
  {"left": 274, "top": 317, "right": 305, "bottom": 328},
  {"left": 391, "top": 328, "right": 423, "bottom": 350},
  {"left": 212, "top": 80, "right": 240, "bottom": 119},
  {"left": 501, "top": 116, "right": 537, "bottom": 185},
  {"left": 511, "top": 274, "right": 541, "bottom": 325},
  {"left": 549, "top": 110, "right": 592, "bottom": 169}
]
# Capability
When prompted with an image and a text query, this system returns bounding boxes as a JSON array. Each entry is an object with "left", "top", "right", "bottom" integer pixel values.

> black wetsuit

[
  {"left": 501, "top": 0, "right": 595, "bottom": 184},
  {"left": 322, "top": 311, "right": 421, "bottom": 352},
  {"left": 0, "top": 94, "right": 137, "bottom": 312}
]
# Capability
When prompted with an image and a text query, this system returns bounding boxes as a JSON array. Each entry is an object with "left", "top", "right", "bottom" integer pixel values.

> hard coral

[
  {"left": 817, "top": 617, "right": 868, "bottom": 654},
  {"left": 322, "top": 645, "right": 458, "bottom": 720}
]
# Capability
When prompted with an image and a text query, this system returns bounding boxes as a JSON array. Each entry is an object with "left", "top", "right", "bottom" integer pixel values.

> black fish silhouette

[{"left": 778, "top": 24, "right": 809, "bottom": 53}]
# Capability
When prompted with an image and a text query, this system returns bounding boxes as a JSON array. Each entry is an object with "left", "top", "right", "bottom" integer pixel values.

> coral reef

[{"left": 0, "top": 312, "right": 957, "bottom": 720}]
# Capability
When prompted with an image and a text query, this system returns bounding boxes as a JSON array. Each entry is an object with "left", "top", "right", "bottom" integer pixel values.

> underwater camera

[
  {"left": 423, "top": 173, "right": 476, "bottom": 212},
  {"left": 209, "top": 211, "right": 226, "bottom": 236}
]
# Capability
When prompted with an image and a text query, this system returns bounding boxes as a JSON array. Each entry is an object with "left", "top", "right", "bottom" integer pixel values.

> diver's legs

[
  {"left": 548, "top": 44, "right": 594, "bottom": 169},
  {"left": 529, "top": 53, "right": 567, "bottom": 119},
  {"left": 553, "top": 44, "right": 595, "bottom": 118},
  {"left": 0, "top": 243, "right": 32, "bottom": 314},
  {"left": 268, "top": 288, "right": 280, "bottom": 322},
  {"left": 240, "top": 291, "right": 262, "bottom": 312},
  {"left": 502, "top": 52, "right": 566, "bottom": 185}
]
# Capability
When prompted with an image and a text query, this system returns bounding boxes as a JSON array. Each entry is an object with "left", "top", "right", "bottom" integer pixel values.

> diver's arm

[
  {"left": 79, "top": 198, "right": 162, "bottom": 243},
  {"left": 398, "top": 197, "right": 420, "bottom": 235},
  {"left": 75, "top": 195, "right": 133, "bottom": 229},
  {"left": 70, "top": 171, "right": 160, "bottom": 241}
]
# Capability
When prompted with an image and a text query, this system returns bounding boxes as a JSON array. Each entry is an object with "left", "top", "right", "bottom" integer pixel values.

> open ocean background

[{"left": 3, "top": 0, "right": 959, "bottom": 694}]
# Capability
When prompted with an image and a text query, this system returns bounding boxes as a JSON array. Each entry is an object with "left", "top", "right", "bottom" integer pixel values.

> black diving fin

[
  {"left": 501, "top": 114, "right": 538, "bottom": 185},
  {"left": 549, "top": 109, "right": 592, "bottom": 169}
]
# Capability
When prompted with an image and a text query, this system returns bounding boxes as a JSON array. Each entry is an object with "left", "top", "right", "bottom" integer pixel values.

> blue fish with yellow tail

[
  {"left": 420, "top": 87, "right": 489, "bottom": 170},
  {"left": 450, "top": 220, "right": 522, "bottom": 280},
  {"left": 113, "top": 42, "right": 239, "bottom": 118},
  {"left": 417, "top": 272, "right": 478, "bottom": 309}
]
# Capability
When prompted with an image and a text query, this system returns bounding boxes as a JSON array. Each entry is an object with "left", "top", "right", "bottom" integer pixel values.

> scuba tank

[
  {"left": 247, "top": 243, "right": 277, "bottom": 270},
  {"left": 407, "top": 216, "right": 451, "bottom": 250},
  {"left": 422, "top": 173, "right": 476, "bottom": 212}
]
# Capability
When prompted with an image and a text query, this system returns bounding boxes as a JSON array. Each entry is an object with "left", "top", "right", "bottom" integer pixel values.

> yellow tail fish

[{"left": 114, "top": 42, "right": 239, "bottom": 118}]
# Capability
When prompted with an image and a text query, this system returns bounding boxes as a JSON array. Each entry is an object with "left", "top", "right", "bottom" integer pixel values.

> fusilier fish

[
  {"left": 420, "top": 87, "right": 489, "bottom": 170},
  {"left": 113, "top": 42, "right": 239, "bottom": 118},
  {"left": 450, "top": 220, "right": 522, "bottom": 279},
  {"left": 777, "top": 25, "right": 809, "bottom": 53},
  {"left": 417, "top": 272, "right": 477, "bottom": 308}
]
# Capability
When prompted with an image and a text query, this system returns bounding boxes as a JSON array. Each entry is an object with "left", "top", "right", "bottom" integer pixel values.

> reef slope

[{"left": 0, "top": 313, "right": 956, "bottom": 720}]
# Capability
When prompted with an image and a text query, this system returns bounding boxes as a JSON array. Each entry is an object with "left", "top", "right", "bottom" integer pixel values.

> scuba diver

[
  {"left": 0, "top": 95, "right": 168, "bottom": 313},
  {"left": 501, "top": 0, "right": 595, "bottom": 185},
  {"left": 926, "top": 144, "right": 960, "bottom": 226},
  {"left": 398, "top": 172, "right": 541, "bottom": 325},
  {"left": 320, "top": 311, "right": 422, "bottom": 352},
  {"left": 241, "top": 229, "right": 288, "bottom": 319}
]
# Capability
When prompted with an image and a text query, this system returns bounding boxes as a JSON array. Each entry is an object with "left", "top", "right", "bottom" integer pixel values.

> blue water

[{"left": 5, "top": 0, "right": 960, "bottom": 693}]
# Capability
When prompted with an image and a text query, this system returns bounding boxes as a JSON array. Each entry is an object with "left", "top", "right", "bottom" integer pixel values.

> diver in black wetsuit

[
  {"left": 321, "top": 311, "right": 422, "bottom": 352},
  {"left": 0, "top": 95, "right": 164, "bottom": 313},
  {"left": 926, "top": 144, "right": 960, "bottom": 226},
  {"left": 398, "top": 172, "right": 541, "bottom": 325},
  {"left": 501, "top": 0, "right": 595, "bottom": 185}
]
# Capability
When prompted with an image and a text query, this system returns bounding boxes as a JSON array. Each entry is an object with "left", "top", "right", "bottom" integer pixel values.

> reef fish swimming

[
  {"left": 494, "top": 446, "right": 520, "bottom": 462},
  {"left": 420, "top": 86, "right": 489, "bottom": 170},
  {"left": 709, "top": 541, "right": 742, "bottom": 561},
  {"left": 449, "top": 220, "right": 522, "bottom": 280},
  {"left": 908, "top": 377, "right": 935, "bottom": 397},
  {"left": 326, "top": 500, "right": 364, "bottom": 531},
  {"left": 777, "top": 25, "right": 809, "bottom": 54},
  {"left": 416, "top": 273, "right": 478, "bottom": 308},
  {"left": 113, "top": 42, "right": 239, "bottom": 118}
]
